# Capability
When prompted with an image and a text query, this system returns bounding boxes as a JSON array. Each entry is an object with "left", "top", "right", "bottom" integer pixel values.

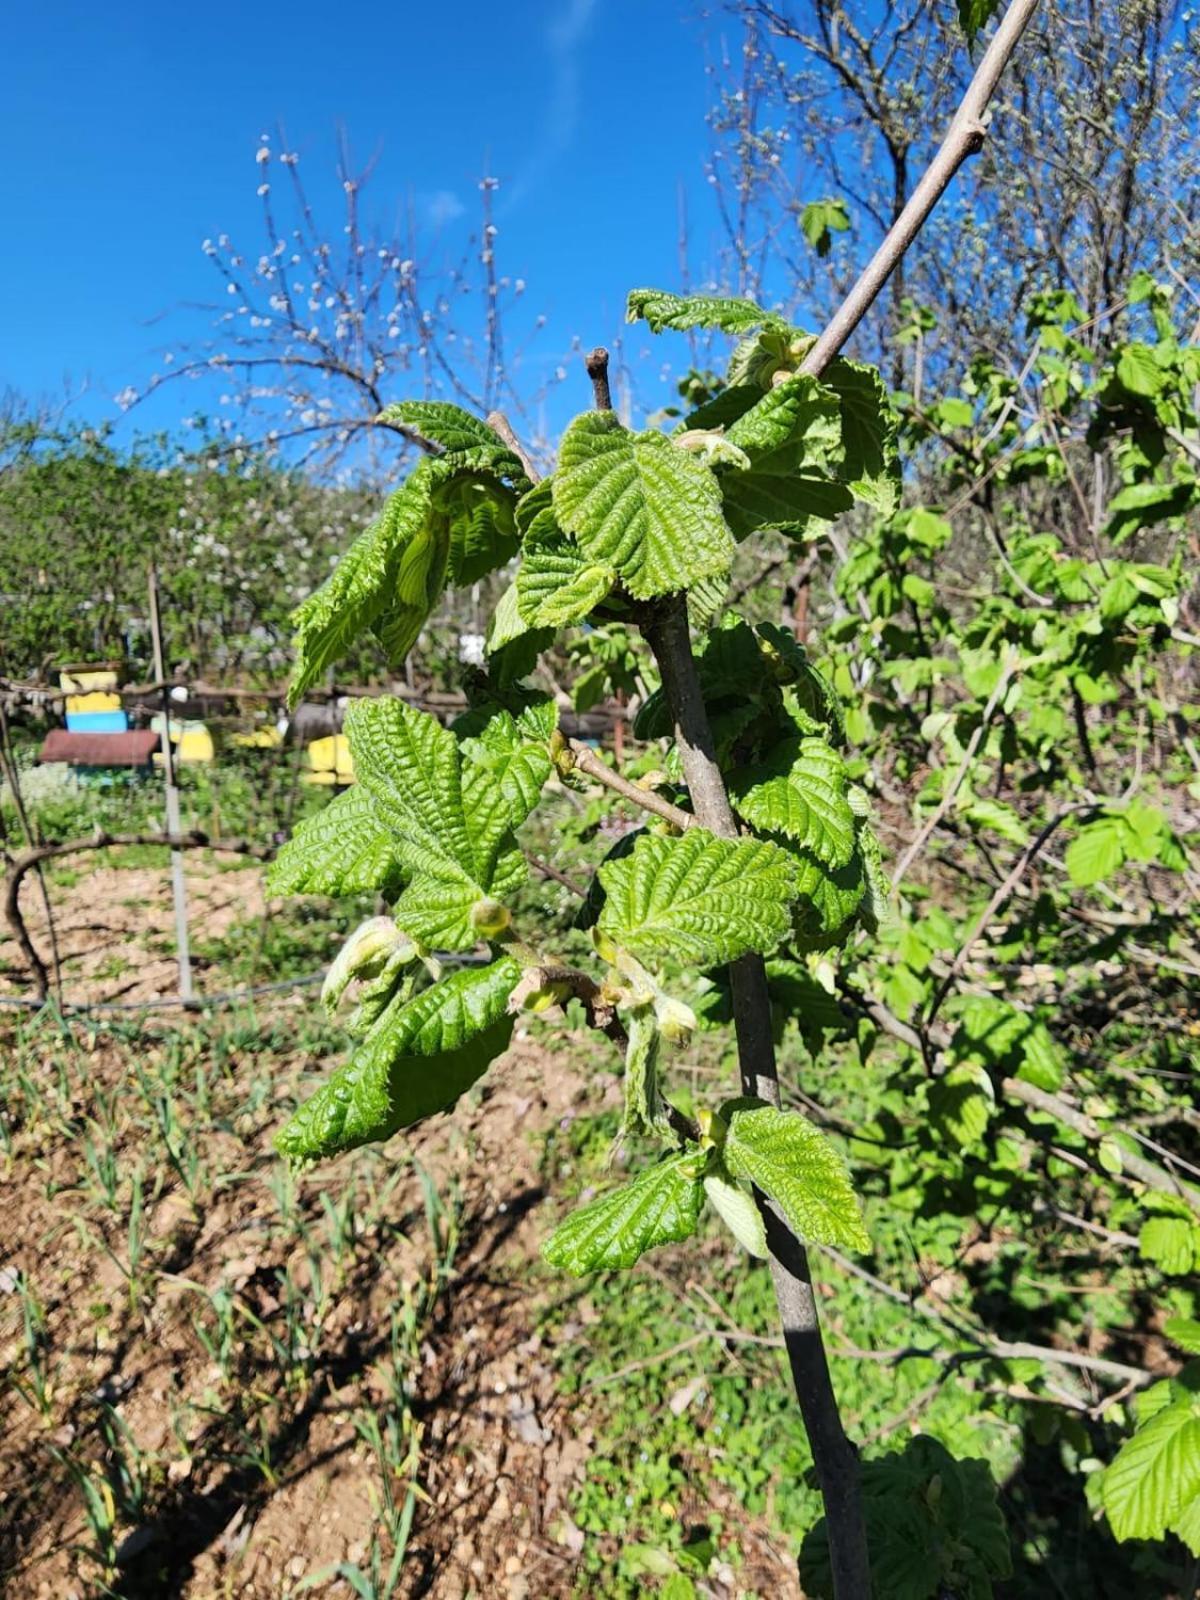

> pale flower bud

[{"left": 322, "top": 919, "right": 415, "bottom": 1015}]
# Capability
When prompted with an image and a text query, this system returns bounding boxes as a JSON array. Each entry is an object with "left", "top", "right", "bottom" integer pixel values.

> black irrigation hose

[
  {"left": 0, "top": 950, "right": 486, "bottom": 1016},
  {"left": 0, "top": 970, "right": 326, "bottom": 1014}
]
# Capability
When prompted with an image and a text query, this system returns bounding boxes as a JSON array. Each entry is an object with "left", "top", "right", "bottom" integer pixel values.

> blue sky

[{"left": 1, "top": 0, "right": 730, "bottom": 441}]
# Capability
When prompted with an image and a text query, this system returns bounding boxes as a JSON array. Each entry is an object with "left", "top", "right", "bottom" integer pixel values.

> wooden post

[{"left": 148, "top": 567, "right": 194, "bottom": 1005}]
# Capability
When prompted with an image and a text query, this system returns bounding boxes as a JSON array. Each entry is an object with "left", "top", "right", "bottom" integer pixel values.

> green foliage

[
  {"left": 720, "top": 1098, "right": 870, "bottom": 1252},
  {"left": 802, "top": 1436, "right": 1011, "bottom": 1598},
  {"left": 957, "top": 0, "right": 1001, "bottom": 47},
  {"left": 626, "top": 288, "right": 784, "bottom": 336},
  {"left": 801, "top": 198, "right": 851, "bottom": 258},
  {"left": 553, "top": 411, "right": 735, "bottom": 599},
  {"left": 596, "top": 828, "right": 799, "bottom": 969},
  {"left": 347, "top": 697, "right": 537, "bottom": 950},
  {"left": 263, "top": 267, "right": 1200, "bottom": 1591},
  {"left": 542, "top": 1151, "right": 708, "bottom": 1274},
  {"left": 1101, "top": 1373, "right": 1200, "bottom": 1553},
  {"left": 276, "top": 957, "right": 520, "bottom": 1161}
]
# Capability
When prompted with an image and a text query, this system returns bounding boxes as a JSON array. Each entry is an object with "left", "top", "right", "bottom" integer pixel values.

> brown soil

[{"left": 0, "top": 865, "right": 799, "bottom": 1599}]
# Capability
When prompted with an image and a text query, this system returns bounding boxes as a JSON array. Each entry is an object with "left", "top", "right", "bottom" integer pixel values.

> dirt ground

[{"left": 1, "top": 865, "right": 800, "bottom": 1599}]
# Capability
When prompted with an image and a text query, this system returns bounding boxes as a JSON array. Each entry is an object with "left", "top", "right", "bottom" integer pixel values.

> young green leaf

[
  {"left": 704, "top": 1171, "right": 769, "bottom": 1257},
  {"left": 597, "top": 828, "right": 798, "bottom": 969},
  {"left": 542, "top": 1151, "right": 707, "bottom": 1274},
  {"left": 1065, "top": 817, "right": 1126, "bottom": 886},
  {"left": 721, "top": 1098, "right": 869, "bottom": 1251},
  {"left": 276, "top": 958, "right": 520, "bottom": 1160},
  {"left": 268, "top": 788, "right": 401, "bottom": 898},
  {"left": 957, "top": 0, "right": 1000, "bottom": 46},
  {"left": 622, "top": 1005, "right": 665, "bottom": 1136},
  {"left": 821, "top": 358, "right": 901, "bottom": 515},
  {"left": 553, "top": 412, "right": 735, "bottom": 599},
  {"left": 346, "top": 698, "right": 530, "bottom": 948},
  {"left": 1102, "top": 1400, "right": 1200, "bottom": 1546},
  {"left": 626, "top": 287, "right": 782, "bottom": 336},
  {"left": 515, "top": 536, "right": 616, "bottom": 627},
  {"left": 728, "top": 736, "right": 857, "bottom": 868},
  {"left": 376, "top": 400, "right": 507, "bottom": 456},
  {"left": 455, "top": 695, "right": 557, "bottom": 828}
]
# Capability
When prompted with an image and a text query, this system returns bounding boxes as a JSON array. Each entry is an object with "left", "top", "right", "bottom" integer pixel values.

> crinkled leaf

[
  {"left": 623, "top": 1005, "right": 665, "bottom": 1136},
  {"left": 598, "top": 829, "right": 798, "bottom": 968},
  {"left": 542, "top": 1151, "right": 707, "bottom": 1274},
  {"left": 276, "top": 958, "right": 520, "bottom": 1160},
  {"left": 268, "top": 788, "right": 401, "bottom": 898},
  {"left": 626, "top": 287, "right": 783, "bottom": 336},
  {"left": 376, "top": 400, "right": 507, "bottom": 456},
  {"left": 516, "top": 536, "right": 616, "bottom": 627},
  {"left": 791, "top": 848, "right": 867, "bottom": 952},
  {"left": 722, "top": 1098, "right": 869, "bottom": 1251},
  {"left": 346, "top": 698, "right": 526, "bottom": 948},
  {"left": 821, "top": 358, "right": 901, "bottom": 515},
  {"left": 729, "top": 735, "right": 856, "bottom": 868},
  {"left": 288, "top": 475, "right": 429, "bottom": 705},
  {"left": 457, "top": 699, "right": 555, "bottom": 830},
  {"left": 726, "top": 372, "right": 842, "bottom": 460},
  {"left": 553, "top": 412, "right": 734, "bottom": 600}
]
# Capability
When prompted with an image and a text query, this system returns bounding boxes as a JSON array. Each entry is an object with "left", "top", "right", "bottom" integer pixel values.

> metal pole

[{"left": 148, "top": 567, "right": 194, "bottom": 1005}]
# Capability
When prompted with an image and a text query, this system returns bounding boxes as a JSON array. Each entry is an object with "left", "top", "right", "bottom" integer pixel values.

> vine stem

[{"left": 640, "top": 589, "right": 871, "bottom": 1599}]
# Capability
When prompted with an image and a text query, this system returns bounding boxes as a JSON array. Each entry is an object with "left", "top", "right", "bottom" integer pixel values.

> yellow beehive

[
  {"left": 231, "top": 727, "right": 283, "bottom": 749},
  {"left": 59, "top": 669, "right": 119, "bottom": 694},
  {"left": 303, "top": 734, "right": 355, "bottom": 784},
  {"left": 177, "top": 723, "right": 215, "bottom": 763},
  {"left": 65, "top": 692, "right": 122, "bottom": 713}
]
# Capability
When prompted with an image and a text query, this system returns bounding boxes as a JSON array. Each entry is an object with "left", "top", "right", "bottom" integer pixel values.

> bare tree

[
  {"left": 703, "top": 0, "right": 1200, "bottom": 376},
  {"left": 127, "top": 132, "right": 564, "bottom": 479}
]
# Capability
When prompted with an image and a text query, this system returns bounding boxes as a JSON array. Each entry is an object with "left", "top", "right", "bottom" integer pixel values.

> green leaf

[
  {"left": 720, "top": 470, "right": 854, "bottom": 540},
  {"left": 728, "top": 736, "right": 856, "bottom": 868},
  {"left": 626, "top": 287, "right": 782, "bottom": 336},
  {"left": 1139, "top": 1216, "right": 1197, "bottom": 1276},
  {"left": 268, "top": 788, "right": 401, "bottom": 898},
  {"left": 515, "top": 535, "right": 616, "bottom": 627},
  {"left": 553, "top": 412, "right": 735, "bottom": 600},
  {"left": 726, "top": 372, "right": 841, "bottom": 459},
  {"left": 289, "top": 446, "right": 525, "bottom": 704},
  {"left": 704, "top": 1171, "right": 768, "bottom": 1257},
  {"left": 346, "top": 698, "right": 527, "bottom": 949},
  {"left": 821, "top": 358, "right": 901, "bottom": 515},
  {"left": 957, "top": 0, "right": 1000, "bottom": 45},
  {"left": 455, "top": 696, "right": 556, "bottom": 829},
  {"left": 929, "top": 1064, "right": 995, "bottom": 1149},
  {"left": 597, "top": 828, "right": 798, "bottom": 969},
  {"left": 1166, "top": 1319, "right": 1200, "bottom": 1356},
  {"left": 376, "top": 400, "right": 507, "bottom": 455},
  {"left": 715, "top": 374, "right": 849, "bottom": 538},
  {"left": 1065, "top": 817, "right": 1126, "bottom": 887},
  {"left": 800, "top": 198, "right": 851, "bottom": 258},
  {"left": 276, "top": 958, "right": 520, "bottom": 1160},
  {"left": 1115, "top": 344, "right": 1164, "bottom": 399},
  {"left": 288, "top": 478, "right": 428, "bottom": 705},
  {"left": 722, "top": 1098, "right": 869, "bottom": 1251},
  {"left": 1103, "top": 1401, "right": 1200, "bottom": 1544},
  {"left": 790, "top": 849, "right": 867, "bottom": 952},
  {"left": 1105, "top": 480, "right": 1195, "bottom": 544},
  {"left": 622, "top": 1006, "right": 665, "bottom": 1136},
  {"left": 542, "top": 1151, "right": 707, "bottom": 1274}
]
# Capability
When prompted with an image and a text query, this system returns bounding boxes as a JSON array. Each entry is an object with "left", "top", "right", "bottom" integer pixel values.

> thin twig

[{"left": 564, "top": 739, "right": 696, "bottom": 832}]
